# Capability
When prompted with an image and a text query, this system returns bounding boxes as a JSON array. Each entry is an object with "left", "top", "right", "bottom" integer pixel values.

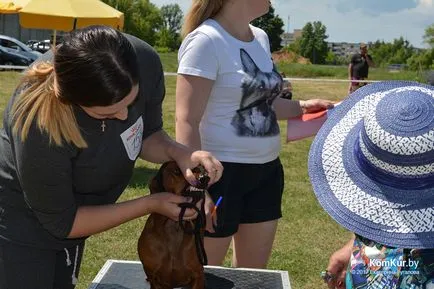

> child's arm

[{"left": 324, "top": 234, "right": 355, "bottom": 289}]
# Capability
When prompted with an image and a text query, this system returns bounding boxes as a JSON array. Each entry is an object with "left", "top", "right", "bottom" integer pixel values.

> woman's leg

[
  {"left": 204, "top": 236, "right": 232, "bottom": 265},
  {"left": 232, "top": 159, "right": 284, "bottom": 268},
  {"left": 205, "top": 159, "right": 283, "bottom": 268},
  {"left": 204, "top": 162, "right": 245, "bottom": 266},
  {"left": 232, "top": 220, "right": 278, "bottom": 268},
  {"left": 0, "top": 241, "right": 56, "bottom": 289},
  {"left": 348, "top": 82, "right": 354, "bottom": 94}
]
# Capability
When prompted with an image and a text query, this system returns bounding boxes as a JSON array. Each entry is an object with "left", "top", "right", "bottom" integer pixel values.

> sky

[{"left": 151, "top": 0, "right": 434, "bottom": 48}]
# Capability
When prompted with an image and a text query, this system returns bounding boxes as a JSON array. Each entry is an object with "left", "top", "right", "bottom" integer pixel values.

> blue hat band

[
  {"left": 361, "top": 126, "right": 434, "bottom": 167},
  {"left": 355, "top": 136, "right": 434, "bottom": 190}
]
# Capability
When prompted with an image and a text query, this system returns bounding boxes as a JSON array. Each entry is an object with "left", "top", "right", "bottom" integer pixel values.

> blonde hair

[
  {"left": 182, "top": 0, "right": 225, "bottom": 38},
  {"left": 12, "top": 62, "right": 87, "bottom": 148}
]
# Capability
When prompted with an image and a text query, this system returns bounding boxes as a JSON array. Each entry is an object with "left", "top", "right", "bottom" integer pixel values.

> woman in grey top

[{"left": 0, "top": 25, "right": 222, "bottom": 289}]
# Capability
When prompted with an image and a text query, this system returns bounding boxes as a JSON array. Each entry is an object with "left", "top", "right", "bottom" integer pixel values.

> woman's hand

[
  {"left": 146, "top": 193, "right": 197, "bottom": 221},
  {"left": 279, "top": 80, "right": 293, "bottom": 100},
  {"left": 324, "top": 239, "right": 353, "bottom": 289},
  {"left": 174, "top": 150, "right": 223, "bottom": 187},
  {"left": 300, "top": 99, "right": 335, "bottom": 114}
]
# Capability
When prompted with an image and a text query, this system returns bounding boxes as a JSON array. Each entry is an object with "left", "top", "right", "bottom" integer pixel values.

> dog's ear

[
  {"left": 148, "top": 162, "right": 169, "bottom": 194},
  {"left": 149, "top": 177, "right": 160, "bottom": 194},
  {"left": 240, "top": 49, "right": 259, "bottom": 77}
]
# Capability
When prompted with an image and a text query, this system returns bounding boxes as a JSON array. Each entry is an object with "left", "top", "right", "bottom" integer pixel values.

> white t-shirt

[{"left": 178, "top": 19, "right": 283, "bottom": 164}]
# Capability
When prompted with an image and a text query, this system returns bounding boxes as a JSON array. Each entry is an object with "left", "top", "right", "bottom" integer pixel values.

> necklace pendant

[{"left": 101, "top": 121, "right": 106, "bottom": 132}]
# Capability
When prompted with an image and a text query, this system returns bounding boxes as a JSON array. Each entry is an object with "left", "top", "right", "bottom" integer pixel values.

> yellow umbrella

[
  {"left": 19, "top": 0, "right": 124, "bottom": 31},
  {"left": 0, "top": 0, "right": 28, "bottom": 13},
  {"left": 0, "top": 2, "right": 20, "bottom": 13},
  {"left": 0, "top": 0, "right": 29, "bottom": 13}
]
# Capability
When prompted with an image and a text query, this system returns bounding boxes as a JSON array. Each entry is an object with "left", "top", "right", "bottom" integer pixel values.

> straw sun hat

[{"left": 308, "top": 81, "right": 434, "bottom": 248}]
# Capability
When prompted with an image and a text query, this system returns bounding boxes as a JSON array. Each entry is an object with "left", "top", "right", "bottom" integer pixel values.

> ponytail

[
  {"left": 182, "top": 0, "right": 224, "bottom": 38},
  {"left": 12, "top": 62, "right": 87, "bottom": 148}
]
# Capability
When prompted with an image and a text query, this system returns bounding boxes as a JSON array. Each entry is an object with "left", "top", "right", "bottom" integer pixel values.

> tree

[
  {"left": 157, "top": 4, "right": 183, "bottom": 51},
  {"left": 299, "top": 22, "right": 314, "bottom": 61},
  {"left": 102, "top": 0, "right": 163, "bottom": 45},
  {"left": 286, "top": 38, "right": 301, "bottom": 54},
  {"left": 251, "top": 6, "right": 284, "bottom": 52},
  {"left": 407, "top": 48, "right": 434, "bottom": 70},
  {"left": 370, "top": 37, "right": 416, "bottom": 67},
  {"left": 102, "top": 0, "right": 137, "bottom": 36},
  {"left": 155, "top": 28, "right": 180, "bottom": 51},
  {"left": 160, "top": 4, "right": 183, "bottom": 34},
  {"left": 131, "top": 0, "right": 163, "bottom": 45},
  {"left": 312, "top": 21, "right": 328, "bottom": 64},
  {"left": 424, "top": 23, "right": 434, "bottom": 48},
  {"left": 325, "top": 51, "right": 337, "bottom": 65},
  {"left": 299, "top": 21, "right": 328, "bottom": 64}
]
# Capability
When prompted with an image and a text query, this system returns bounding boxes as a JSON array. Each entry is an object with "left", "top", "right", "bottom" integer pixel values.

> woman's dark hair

[
  {"left": 12, "top": 25, "right": 139, "bottom": 148},
  {"left": 55, "top": 25, "right": 139, "bottom": 107}
]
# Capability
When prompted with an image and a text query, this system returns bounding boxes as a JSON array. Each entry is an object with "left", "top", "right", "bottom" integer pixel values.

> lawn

[
  {"left": 0, "top": 56, "right": 419, "bottom": 289},
  {"left": 276, "top": 62, "right": 425, "bottom": 82}
]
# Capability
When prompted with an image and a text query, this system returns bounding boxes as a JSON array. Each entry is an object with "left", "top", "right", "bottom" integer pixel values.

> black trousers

[{"left": 0, "top": 241, "right": 84, "bottom": 289}]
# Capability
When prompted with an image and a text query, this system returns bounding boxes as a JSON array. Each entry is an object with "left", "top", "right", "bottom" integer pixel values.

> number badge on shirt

[{"left": 120, "top": 116, "right": 144, "bottom": 161}]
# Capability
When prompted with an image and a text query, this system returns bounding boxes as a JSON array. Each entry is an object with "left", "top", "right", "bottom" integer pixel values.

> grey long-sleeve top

[{"left": 0, "top": 34, "right": 165, "bottom": 249}]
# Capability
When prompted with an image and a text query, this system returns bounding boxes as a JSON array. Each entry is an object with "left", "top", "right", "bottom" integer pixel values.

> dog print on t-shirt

[{"left": 231, "top": 49, "right": 281, "bottom": 137}]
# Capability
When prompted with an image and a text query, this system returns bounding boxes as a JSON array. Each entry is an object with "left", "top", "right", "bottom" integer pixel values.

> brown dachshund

[{"left": 138, "top": 161, "right": 209, "bottom": 289}]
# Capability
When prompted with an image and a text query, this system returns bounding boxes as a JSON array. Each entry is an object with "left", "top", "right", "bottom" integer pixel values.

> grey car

[
  {"left": 0, "top": 46, "right": 34, "bottom": 66},
  {"left": 0, "top": 34, "right": 41, "bottom": 64}
]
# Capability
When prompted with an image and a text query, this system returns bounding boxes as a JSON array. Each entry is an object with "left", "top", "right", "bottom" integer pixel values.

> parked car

[
  {"left": 0, "top": 46, "right": 33, "bottom": 66},
  {"left": 0, "top": 34, "right": 41, "bottom": 64},
  {"left": 26, "top": 39, "right": 39, "bottom": 48},
  {"left": 31, "top": 40, "right": 51, "bottom": 53}
]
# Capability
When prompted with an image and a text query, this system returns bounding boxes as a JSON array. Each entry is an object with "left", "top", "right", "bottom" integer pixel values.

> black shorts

[
  {"left": 206, "top": 158, "right": 284, "bottom": 238},
  {"left": 0, "top": 240, "right": 84, "bottom": 289}
]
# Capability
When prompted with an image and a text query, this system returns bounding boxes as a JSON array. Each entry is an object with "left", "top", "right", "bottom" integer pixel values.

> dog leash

[
  {"left": 178, "top": 191, "right": 208, "bottom": 266},
  {"left": 155, "top": 164, "right": 209, "bottom": 266}
]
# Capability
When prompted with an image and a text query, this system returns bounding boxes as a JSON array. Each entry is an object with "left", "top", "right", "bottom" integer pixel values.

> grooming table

[{"left": 88, "top": 260, "right": 291, "bottom": 289}]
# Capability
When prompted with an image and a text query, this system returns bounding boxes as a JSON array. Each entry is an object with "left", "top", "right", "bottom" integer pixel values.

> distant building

[
  {"left": 327, "top": 42, "right": 372, "bottom": 59},
  {"left": 280, "top": 33, "right": 292, "bottom": 47},
  {"left": 281, "top": 29, "right": 302, "bottom": 47},
  {"left": 293, "top": 29, "right": 302, "bottom": 39},
  {"left": 280, "top": 31, "right": 373, "bottom": 61},
  {"left": 0, "top": 14, "right": 51, "bottom": 42}
]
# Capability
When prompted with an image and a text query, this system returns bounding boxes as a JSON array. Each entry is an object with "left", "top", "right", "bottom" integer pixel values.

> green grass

[
  {"left": 0, "top": 71, "right": 22, "bottom": 118},
  {"left": 159, "top": 52, "right": 179, "bottom": 75},
  {"left": 161, "top": 52, "right": 425, "bottom": 82},
  {"left": 1, "top": 55, "right": 418, "bottom": 289},
  {"left": 276, "top": 62, "right": 424, "bottom": 81}
]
